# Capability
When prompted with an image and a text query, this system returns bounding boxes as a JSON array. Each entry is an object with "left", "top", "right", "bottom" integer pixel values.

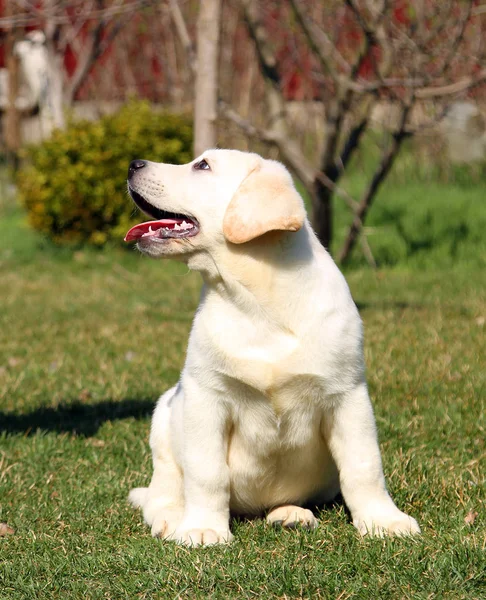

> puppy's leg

[
  {"left": 267, "top": 505, "right": 318, "bottom": 530},
  {"left": 323, "top": 383, "right": 420, "bottom": 537},
  {"left": 129, "top": 387, "right": 184, "bottom": 539},
  {"left": 173, "top": 376, "right": 233, "bottom": 547}
]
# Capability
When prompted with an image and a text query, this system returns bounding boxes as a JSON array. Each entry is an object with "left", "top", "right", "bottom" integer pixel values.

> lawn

[{"left": 0, "top": 179, "right": 485, "bottom": 598}]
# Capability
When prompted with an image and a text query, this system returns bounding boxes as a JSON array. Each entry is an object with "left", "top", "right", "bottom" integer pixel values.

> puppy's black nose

[{"left": 128, "top": 159, "right": 147, "bottom": 179}]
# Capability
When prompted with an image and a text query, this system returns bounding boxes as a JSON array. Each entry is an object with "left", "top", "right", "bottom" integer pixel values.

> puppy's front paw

[
  {"left": 354, "top": 508, "right": 420, "bottom": 538},
  {"left": 151, "top": 510, "right": 183, "bottom": 539},
  {"left": 174, "top": 527, "right": 234, "bottom": 547},
  {"left": 131, "top": 492, "right": 183, "bottom": 539},
  {"left": 267, "top": 505, "right": 318, "bottom": 530}
]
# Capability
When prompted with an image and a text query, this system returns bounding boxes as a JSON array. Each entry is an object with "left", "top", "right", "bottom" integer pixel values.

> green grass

[
  {"left": 0, "top": 193, "right": 485, "bottom": 599},
  {"left": 333, "top": 177, "right": 486, "bottom": 269},
  {"left": 328, "top": 133, "right": 486, "bottom": 269}
]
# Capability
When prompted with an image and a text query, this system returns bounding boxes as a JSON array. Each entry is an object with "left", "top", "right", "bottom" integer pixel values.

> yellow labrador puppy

[{"left": 125, "top": 149, "right": 420, "bottom": 546}]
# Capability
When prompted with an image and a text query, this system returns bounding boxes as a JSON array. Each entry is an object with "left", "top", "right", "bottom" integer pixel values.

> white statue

[{"left": 0, "top": 30, "right": 63, "bottom": 140}]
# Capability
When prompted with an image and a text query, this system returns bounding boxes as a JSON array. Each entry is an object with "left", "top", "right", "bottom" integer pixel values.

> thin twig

[
  {"left": 288, "top": 0, "right": 349, "bottom": 82},
  {"left": 359, "top": 230, "right": 377, "bottom": 269},
  {"left": 338, "top": 99, "right": 414, "bottom": 264},
  {"left": 341, "top": 69, "right": 486, "bottom": 97},
  {"left": 169, "top": 0, "right": 196, "bottom": 76},
  {"left": 0, "top": 0, "right": 154, "bottom": 27},
  {"left": 315, "top": 171, "right": 359, "bottom": 213},
  {"left": 219, "top": 101, "right": 316, "bottom": 189}
]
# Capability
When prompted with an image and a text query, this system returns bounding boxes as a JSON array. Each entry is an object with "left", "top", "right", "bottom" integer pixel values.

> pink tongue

[{"left": 124, "top": 219, "right": 181, "bottom": 242}]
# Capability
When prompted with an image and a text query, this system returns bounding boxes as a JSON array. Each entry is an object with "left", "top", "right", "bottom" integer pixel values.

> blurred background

[{"left": 0, "top": 0, "right": 485, "bottom": 266}]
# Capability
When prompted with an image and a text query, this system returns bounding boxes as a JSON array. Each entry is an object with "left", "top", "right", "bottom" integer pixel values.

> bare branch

[
  {"left": 237, "top": 0, "right": 293, "bottom": 151},
  {"left": 360, "top": 230, "right": 377, "bottom": 269},
  {"left": 57, "top": 5, "right": 94, "bottom": 53},
  {"left": 430, "top": 1, "right": 474, "bottom": 81},
  {"left": 169, "top": 0, "right": 196, "bottom": 76},
  {"left": 340, "top": 118, "right": 369, "bottom": 171},
  {"left": 341, "top": 68, "right": 486, "bottom": 97},
  {"left": 318, "top": 1, "right": 388, "bottom": 184},
  {"left": 472, "top": 4, "right": 486, "bottom": 17},
  {"left": 64, "top": 14, "right": 105, "bottom": 104},
  {"left": 220, "top": 102, "right": 316, "bottom": 189},
  {"left": 420, "top": 0, "right": 453, "bottom": 47},
  {"left": 0, "top": 0, "right": 154, "bottom": 27},
  {"left": 315, "top": 171, "right": 359, "bottom": 213},
  {"left": 415, "top": 68, "right": 486, "bottom": 99},
  {"left": 239, "top": 0, "right": 280, "bottom": 88},
  {"left": 288, "top": 0, "right": 350, "bottom": 82},
  {"left": 338, "top": 101, "right": 413, "bottom": 264}
]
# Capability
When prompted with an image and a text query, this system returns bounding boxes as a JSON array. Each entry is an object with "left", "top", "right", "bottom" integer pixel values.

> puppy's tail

[{"left": 128, "top": 487, "right": 148, "bottom": 509}]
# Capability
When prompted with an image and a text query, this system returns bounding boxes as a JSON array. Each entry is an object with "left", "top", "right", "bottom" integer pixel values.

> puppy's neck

[{"left": 197, "top": 224, "right": 320, "bottom": 319}]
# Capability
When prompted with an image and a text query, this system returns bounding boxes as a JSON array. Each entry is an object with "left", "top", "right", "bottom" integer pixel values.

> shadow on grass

[
  {"left": 355, "top": 300, "right": 424, "bottom": 312},
  {"left": 231, "top": 494, "right": 348, "bottom": 527},
  {"left": 0, "top": 398, "right": 155, "bottom": 437}
]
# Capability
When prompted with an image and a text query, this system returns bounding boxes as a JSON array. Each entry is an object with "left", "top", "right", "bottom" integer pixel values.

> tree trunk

[
  {"left": 312, "top": 98, "right": 371, "bottom": 252},
  {"left": 194, "top": 0, "right": 222, "bottom": 157},
  {"left": 44, "top": 0, "right": 65, "bottom": 131},
  {"left": 312, "top": 177, "right": 333, "bottom": 251},
  {"left": 44, "top": 47, "right": 65, "bottom": 132}
]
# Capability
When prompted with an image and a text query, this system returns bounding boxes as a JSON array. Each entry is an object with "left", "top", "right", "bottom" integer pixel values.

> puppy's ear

[{"left": 223, "top": 161, "right": 306, "bottom": 244}]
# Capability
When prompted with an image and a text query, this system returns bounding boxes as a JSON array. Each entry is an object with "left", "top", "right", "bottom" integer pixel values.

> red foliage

[
  {"left": 393, "top": 0, "right": 411, "bottom": 26},
  {"left": 0, "top": 0, "right": 484, "bottom": 103}
]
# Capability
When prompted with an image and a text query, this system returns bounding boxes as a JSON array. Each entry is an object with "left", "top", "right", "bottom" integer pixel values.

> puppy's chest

[
  {"left": 231, "top": 396, "right": 322, "bottom": 455},
  {"left": 200, "top": 305, "right": 302, "bottom": 393}
]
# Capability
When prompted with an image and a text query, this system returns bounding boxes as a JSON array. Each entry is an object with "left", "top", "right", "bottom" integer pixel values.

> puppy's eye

[{"left": 193, "top": 159, "right": 210, "bottom": 171}]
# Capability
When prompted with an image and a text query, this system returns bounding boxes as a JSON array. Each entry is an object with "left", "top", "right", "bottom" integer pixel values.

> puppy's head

[{"left": 125, "top": 149, "right": 306, "bottom": 259}]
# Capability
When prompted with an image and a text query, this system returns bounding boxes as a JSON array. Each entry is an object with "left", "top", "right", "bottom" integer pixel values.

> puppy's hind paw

[
  {"left": 128, "top": 487, "right": 148, "bottom": 509},
  {"left": 267, "top": 505, "right": 318, "bottom": 530}
]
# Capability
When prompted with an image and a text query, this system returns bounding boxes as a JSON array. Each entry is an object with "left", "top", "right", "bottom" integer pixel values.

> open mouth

[{"left": 124, "top": 187, "right": 199, "bottom": 242}]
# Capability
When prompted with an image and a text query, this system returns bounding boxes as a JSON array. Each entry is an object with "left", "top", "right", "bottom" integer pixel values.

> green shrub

[{"left": 18, "top": 101, "right": 193, "bottom": 246}]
